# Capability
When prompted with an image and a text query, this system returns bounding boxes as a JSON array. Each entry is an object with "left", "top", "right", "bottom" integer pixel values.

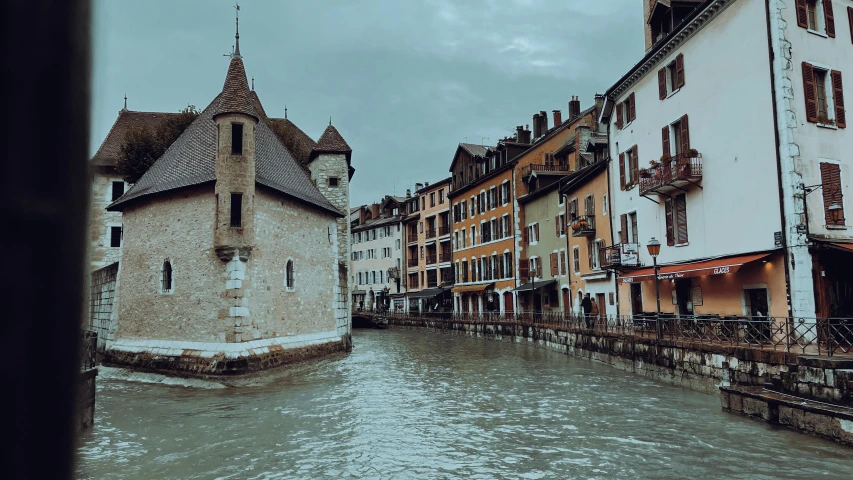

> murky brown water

[{"left": 76, "top": 329, "right": 853, "bottom": 479}]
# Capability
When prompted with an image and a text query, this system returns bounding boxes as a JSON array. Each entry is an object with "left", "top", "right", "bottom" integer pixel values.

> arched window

[
  {"left": 161, "top": 260, "right": 173, "bottom": 294},
  {"left": 285, "top": 259, "right": 295, "bottom": 290}
]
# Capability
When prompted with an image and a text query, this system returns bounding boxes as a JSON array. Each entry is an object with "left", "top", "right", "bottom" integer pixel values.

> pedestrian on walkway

[
  {"left": 590, "top": 297, "right": 600, "bottom": 328},
  {"left": 581, "top": 293, "right": 592, "bottom": 328}
]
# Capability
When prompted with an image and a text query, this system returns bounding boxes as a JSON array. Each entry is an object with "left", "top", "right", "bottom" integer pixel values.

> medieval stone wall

[
  {"left": 308, "top": 153, "right": 350, "bottom": 267},
  {"left": 89, "top": 171, "right": 125, "bottom": 269}
]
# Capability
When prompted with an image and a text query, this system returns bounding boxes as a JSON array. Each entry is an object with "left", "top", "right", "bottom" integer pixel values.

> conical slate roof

[
  {"left": 211, "top": 56, "right": 258, "bottom": 120},
  {"left": 108, "top": 61, "right": 342, "bottom": 217},
  {"left": 311, "top": 124, "right": 352, "bottom": 161}
]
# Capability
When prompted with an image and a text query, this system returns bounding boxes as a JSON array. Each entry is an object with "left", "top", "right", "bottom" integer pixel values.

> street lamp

[
  {"left": 800, "top": 183, "right": 844, "bottom": 234},
  {"left": 828, "top": 202, "right": 844, "bottom": 223},
  {"left": 646, "top": 237, "right": 663, "bottom": 340}
]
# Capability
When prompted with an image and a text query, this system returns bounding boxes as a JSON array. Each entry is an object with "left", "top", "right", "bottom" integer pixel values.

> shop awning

[
  {"left": 452, "top": 283, "right": 494, "bottom": 294},
  {"left": 829, "top": 242, "right": 853, "bottom": 253},
  {"left": 619, "top": 253, "right": 771, "bottom": 284},
  {"left": 513, "top": 279, "right": 557, "bottom": 292},
  {"left": 407, "top": 287, "right": 446, "bottom": 299}
]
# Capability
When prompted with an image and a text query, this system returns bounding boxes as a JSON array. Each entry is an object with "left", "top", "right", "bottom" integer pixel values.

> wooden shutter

[
  {"left": 848, "top": 7, "right": 853, "bottom": 44},
  {"left": 555, "top": 215, "right": 560, "bottom": 236},
  {"left": 587, "top": 243, "right": 593, "bottom": 269},
  {"left": 522, "top": 226, "right": 529, "bottom": 245},
  {"left": 629, "top": 93, "right": 636, "bottom": 122},
  {"left": 831, "top": 70, "right": 846, "bottom": 128},
  {"left": 820, "top": 163, "right": 846, "bottom": 225},
  {"left": 675, "top": 54, "right": 685, "bottom": 88},
  {"left": 560, "top": 251, "right": 566, "bottom": 276},
  {"left": 658, "top": 68, "right": 667, "bottom": 100},
  {"left": 824, "top": 0, "right": 835, "bottom": 38},
  {"left": 662, "top": 126, "right": 670, "bottom": 157},
  {"left": 620, "top": 214, "right": 628, "bottom": 244},
  {"left": 550, "top": 253, "right": 558, "bottom": 276},
  {"left": 534, "top": 223, "right": 540, "bottom": 242},
  {"left": 616, "top": 101, "right": 623, "bottom": 129},
  {"left": 795, "top": 0, "right": 808, "bottom": 28},
  {"left": 631, "top": 145, "right": 639, "bottom": 184},
  {"left": 619, "top": 152, "right": 626, "bottom": 190},
  {"left": 802, "top": 62, "right": 819, "bottom": 123},
  {"left": 679, "top": 115, "right": 690, "bottom": 152},
  {"left": 675, "top": 195, "right": 689, "bottom": 244},
  {"left": 664, "top": 198, "right": 675, "bottom": 246},
  {"left": 519, "top": 258, "right": 529, "bottom": 283}
]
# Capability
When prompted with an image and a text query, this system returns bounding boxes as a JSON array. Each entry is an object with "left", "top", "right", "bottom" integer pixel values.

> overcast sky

[{"left": 92, "top": 0, "right": 645, "bottom": 207}]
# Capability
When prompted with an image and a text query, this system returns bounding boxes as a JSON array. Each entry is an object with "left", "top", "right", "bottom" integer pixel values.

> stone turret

[
  {"left": 212, "top": 53, "right": 259, "bottom": 262},
  {"left": 309, "top": 124, "right": 353, "bottom": 267}
]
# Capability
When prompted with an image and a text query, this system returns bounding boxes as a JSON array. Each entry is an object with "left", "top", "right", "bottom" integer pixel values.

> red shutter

[
  {"left": 796, "top": 0, "right": 808, "bottom": 28},
  {"left": 560, "top": 251, "right": 566, "bottom": 275},
  {"left": 632, "top": 145, "right": 639, "bottom": 184},
  {"left": 658, "top": 68, "right": 667, "bottom": 100},
  {"left": 519, "top": 258, "right": 529, "bottom": 283},
  {"left": 824, "top": 0, "right": 835, "bottom": 38},
  {"left": 664, "top": 198, "right": 675, "bottom": 246},
  {"left": 616, "top": 101, "right": 623, "bottom": 129},
  {"left": 831, "top": 70, "right": 846, "bottom": 128},
  {"left": 620, "top": 214, "right": 628, "bottom": 245},
  {"left": 550, "top": 252, "right": 558, "bottom": 277},
  {"left": 848, "top": 7, "right": 853, "bottom": 44},
  {"left": 662, "top": 125, "right": 670, "bottom": 157},
  {"left": 522, "top": 226, "right": 528, "bottom": 245},
  {"left": 680, "top": 115, "right": 690, "bottom": 152},
  {"left": 629, "top": 93, "right": 636, "bottom": 122},
  {"left": 619, "top": 153, "right": 626, "bottom": 190},
  {"left": 675, "top": 195, "right": 689, "bottom": 244},
  {"left": 820, "top": 163, "right": 846, "bottom": 226},
  {"left": 803, "top": 62, "right": 819, "bottom": 123},
  {"left": 675, "top": 54, "right": 685, "bottom": 88}
]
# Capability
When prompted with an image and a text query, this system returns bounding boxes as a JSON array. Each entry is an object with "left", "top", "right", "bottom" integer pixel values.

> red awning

[
  {"left": 830, "top": 243, "right": 853, "bottom": 252},
  {"left": 619, "top": 253, "right": 771, "bottom": 284}
]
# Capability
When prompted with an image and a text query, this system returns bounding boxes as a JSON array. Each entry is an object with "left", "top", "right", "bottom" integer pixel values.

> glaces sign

[{"left": 620, "top": 243, "right": 639, "bottom": 266}]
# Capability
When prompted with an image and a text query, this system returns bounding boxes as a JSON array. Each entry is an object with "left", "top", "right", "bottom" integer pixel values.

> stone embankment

[{"left": 384, "top": 314, "right": 853, "bottom": 446}]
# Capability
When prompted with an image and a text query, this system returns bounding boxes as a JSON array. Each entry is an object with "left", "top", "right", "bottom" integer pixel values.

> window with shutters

[
  {"left": 658, "top": 54, "right": 685, "bottom": 99},
  {"left": 529, "top": 257, "right": 540, "bottom": 278},
  {"left": 527, "top": 223, "right": 539, "bottom": 244},
  {"left": 569, "top": 198, "right": 578, "bottom": 220},
  {"left": 665, "top": 194, "right": 689, "bottom": 246},
  {"left": 572, "top": 247, "right": 580, "bottom": 273},
  {"left": 591, "top": 240, "right": 602, "bottom": 270},
  {"left": 798, "top": 0, "right": 835, "bottom": 37},
  {"left": 629, "top": 212, "right": 639, "bottom": 245},
  {"left": 848, "top": 7, "right": 853, "bottom": 44},
  {"left": 623, "top": 147, "right": 638, "bottom": 187},
  {"left": 816, "top": 69, "right": 829, "bottom": 118},
  {"left": 672, "top": 119, "right": 683, "bottom": 155},
  {"left": 559, "top": 250, "right": 566, "bottom": 276},
  {"left": 820, "top": 162, "right": 846, "bottom": 226},
  {"left": 803, "top": 63, "right": 845, "bottom": 127}
]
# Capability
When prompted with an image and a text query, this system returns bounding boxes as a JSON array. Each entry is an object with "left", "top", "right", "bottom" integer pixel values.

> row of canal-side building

[{"left": 351, "top": 0, "right": 853, "bottom": 325}]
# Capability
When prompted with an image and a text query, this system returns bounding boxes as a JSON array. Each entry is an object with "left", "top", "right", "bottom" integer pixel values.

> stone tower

[{"left": 643, "top": 0, "right": 653, "bottom": 50}]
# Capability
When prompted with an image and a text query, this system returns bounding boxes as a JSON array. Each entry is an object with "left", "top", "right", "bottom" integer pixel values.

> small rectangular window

[
  {"left": 111, "top": 181, "right": 124, "bottom": 201},
  {"left": 231, "top": 123, "right": 243, "bottom": 155},
  {"left": 230, "top": 193, "right": 243, "bottom": 227},
  {"left": 329, "top": 177, "right": 339, "bottom": 187},
  {"left": 109, "top": 225, "right": 122, "bottom": 248}
]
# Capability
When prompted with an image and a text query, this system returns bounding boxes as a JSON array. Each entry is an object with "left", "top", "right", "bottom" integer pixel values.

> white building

[
  {"left": 605, "top": 0, "right": 851, "bottom": 321},
  {"left": 350, "top": 197, "right": 407, "bottom": 311}
]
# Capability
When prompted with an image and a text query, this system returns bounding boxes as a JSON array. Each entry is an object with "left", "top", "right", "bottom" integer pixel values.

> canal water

[{"left": 77, "top": 329, "right": 853, "bottom": 479}]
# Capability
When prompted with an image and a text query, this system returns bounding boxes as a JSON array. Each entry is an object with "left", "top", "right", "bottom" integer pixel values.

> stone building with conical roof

[{"left": 99, "top": 19, "right": 354, "bottom": 375}]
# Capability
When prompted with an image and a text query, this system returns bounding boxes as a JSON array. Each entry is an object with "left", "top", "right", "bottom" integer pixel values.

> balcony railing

[
  {"left": 408, "top": 233, "right": 419, "bottom": 243},
  {"left": 426, "top": 254, "right": 438, "bottom": 265},
  {"left": 439, "top": 250, "right": 452, "bottom": 262},
  {"left": 439, "top": 225, "right": 450, "bottom": 236},
  {"left": 521, "top": 163, "right": 571, "bottom": 178},
  {"left": 571, "top": 215, "right": 596, "bottom": 237},
  {"left": 639, "top": 152, "right": 703, "bottom": 196},
  {"left": 426, "top": 229, "right": 437, "bottom": 239},
  {"left": 407, "top": 257, "right": 419, "bottom": 267}
]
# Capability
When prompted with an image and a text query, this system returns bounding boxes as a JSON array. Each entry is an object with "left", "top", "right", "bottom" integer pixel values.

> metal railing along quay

[{"left": 378, "top": 311, "right": 853, "bottom": 357}]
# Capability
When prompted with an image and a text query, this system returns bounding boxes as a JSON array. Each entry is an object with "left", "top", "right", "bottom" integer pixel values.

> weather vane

[{"left": 224, "top": 2, "right": 241, "bottom": 58}]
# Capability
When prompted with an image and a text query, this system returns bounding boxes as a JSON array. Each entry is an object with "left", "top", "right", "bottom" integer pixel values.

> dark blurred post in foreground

[{"left": 2, "top": 0, "right": 91, "bottom": 478}]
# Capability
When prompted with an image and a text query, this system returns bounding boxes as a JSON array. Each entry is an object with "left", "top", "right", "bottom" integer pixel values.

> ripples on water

[{"left": 77, "top": 329, "right": 853, "bottom": 479}]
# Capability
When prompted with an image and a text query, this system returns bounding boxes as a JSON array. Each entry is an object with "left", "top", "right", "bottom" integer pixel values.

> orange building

[
  {"left": 449, "top": 140, "right": 529, "bottom": 313},
  {"left": 403, "top": 178, "right": 453, "bottom": 311}
]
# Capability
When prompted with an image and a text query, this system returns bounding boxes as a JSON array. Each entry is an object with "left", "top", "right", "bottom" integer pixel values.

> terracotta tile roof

[
  {"left": 108, "top": 58, "right": 343, "bottom": 217},
  {"left": 90, "top": 110, "right": 179, "bottom": 167},
  {"left": 211, "top": 56, "right": 258, "bottom": 120},
  {"left": 311, "top": 125, "right": 352, "bottom": 162}
]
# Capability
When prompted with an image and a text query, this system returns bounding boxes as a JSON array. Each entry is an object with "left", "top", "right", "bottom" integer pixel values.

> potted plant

[
  {"left": 816, "top": 114, "right": 836, "bottom": 126},
  {"left": 659, "top": 153, "right": 672, "bottom": 163},
  {"left": 639, "top": 169, "right": 652, "bottom": 178},
  {"left": 571, "top": 222, "right": 581, "bottom": 232},
  {"left": 686, "top": 148, "right": 699, "bottom": 158},
  {"left": 649, "top": 159, "right": 660, "bottom": 168}
]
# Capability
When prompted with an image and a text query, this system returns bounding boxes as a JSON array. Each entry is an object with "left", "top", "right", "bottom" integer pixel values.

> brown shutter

[
  {"left": 796, "top": 0, "right": 808, "bottom": 28},
  {"left": 662, "top": 125, "right": 670, "bottom": 156},
  {"left": 632, "top": 145, "right": 639, "bottom": 184},
  {"left": 848, "top": 7, "right": 853, "bottom": 44},
  {"left": 620, "top": 214, "right": 628, "bottom": 244},
  {"left": 555, "top": 215, "right": 560, "bottom": 236},
  {"left": 534, "top": 223, "right": 540, "bottom": 241},
  {"left": 522, "top": 226, "right": 529, "bottom": 245},
  {"left": 821, "top": 163, "right": 846, "bottom": 226},
  {"left": 560, "top": 251, "right": 566, "bottom": 275},
  {"left": 629, "top": 93, "right": 636, "bottom": 122},
  {"left": 802, "top": 62, "right": 819, "bottom": 123},
  {"left": 675, "top": 54, "right": 685, "bottom": 88},
  {"left": 675, "top": 195, "right": 689, "bottom": 244},
  {"left": 619, "top": 152, "right": 626, "bottom": 190},
  {"left": 658, "top": 68, "right": 667, "bottom": 100},
  {"left": 831, "top": 70, "right": 846, "bottom": 128},
  {"left": 519, "top": 258, "right": 529, "bottom": 283},
  {"left": 616, "top": 101, "right": 623, "bottom": 129},
  {"left": 550, "top": 252, "right": 558, "bottom": 276},
  {"left": 824, "top": 0, "right": 835, "bottom": 38},
  {"left": 664, "top": 198, "right": 675, "bottom": 246},
  {"left": 680, "top": 115, "right": 690, "bottom": 152}
]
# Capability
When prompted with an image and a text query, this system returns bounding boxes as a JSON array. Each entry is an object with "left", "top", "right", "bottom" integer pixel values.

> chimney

[
  {"left": 594, "top": 94, "right": 605, "bottom": 114},
  {"left": 532, "top": 113, "right": 541, "bottom": 139},
  {"left": 539, "top": 110, "right": 549, "bottom": 134},
  {"left": 521, "top": 124, "right": 532, "bottom": 144},
  {"left": 406, "top": 189, "right": 411, "bottom": 198},
  {"left": 359, "top": 207, "right": 367, "bottom": 224},
  {"left": 552, "top": 110, "right": 562, "bottom": 127},
  {"left": 415, "top": 182, "right": 423, "bottom": 192},
  {"left": 515, "top": 125, "right": 523, "bottom": 142},
  {"left": 371, "top": 203, "right": 380, "bottom": 218},
  {"left": 425, "top": 181, "right": 430, "bottom": 187},
  {"left": 569, "top": 96, "right": 581, "bottom": 120}
]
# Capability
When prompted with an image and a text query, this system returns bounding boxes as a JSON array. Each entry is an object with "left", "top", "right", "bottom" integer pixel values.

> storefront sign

[
  {"left": 620, "top": 243, "right": 639, "bottom": 266},
  {"left": 774, "top": 231, "right": 783, "bottom": 248}
]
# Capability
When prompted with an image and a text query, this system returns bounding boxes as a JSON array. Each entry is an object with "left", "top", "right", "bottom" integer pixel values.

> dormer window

[
  {"left": 328, "top": 177, "right": 340, "bottom": 187},
  {"left": 231, "top": 123, "right": 243, "bottom": 155}
]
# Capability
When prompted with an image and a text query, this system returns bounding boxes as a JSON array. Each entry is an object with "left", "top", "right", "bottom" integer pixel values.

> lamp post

[{"left": 647, "top": 237, "right": 662, "bottom": 340}]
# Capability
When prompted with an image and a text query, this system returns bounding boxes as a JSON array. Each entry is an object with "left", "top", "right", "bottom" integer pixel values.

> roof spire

[
  {"left": 233, "top": 2, "right": 241, "bottom": 58},
  {"left": 329, "top": 116, "right": 332, "bottom": 126},
  {"left": 122, "top": 93, "right": 127, "bottom": 111},
  {"left": 284, "top": 105, "right": 288, "bottom": 119},
  {"left": 251, "top": 77, "right": 254, "bottom": 91}
]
